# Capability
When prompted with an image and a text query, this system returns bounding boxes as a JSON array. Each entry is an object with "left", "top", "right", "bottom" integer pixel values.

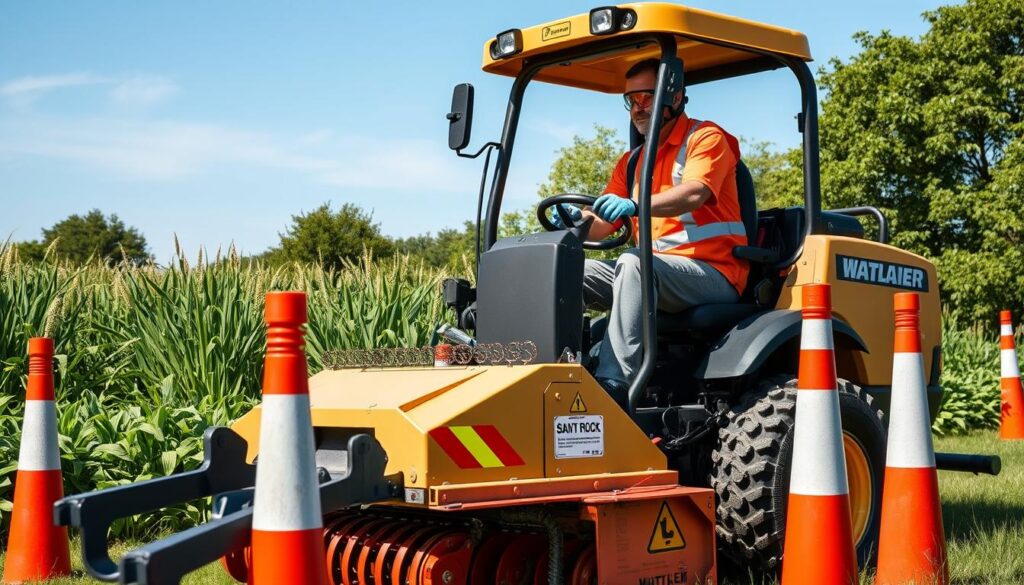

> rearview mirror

[{"left": 447, "top": 83, "right": 474, "bottom": 151}]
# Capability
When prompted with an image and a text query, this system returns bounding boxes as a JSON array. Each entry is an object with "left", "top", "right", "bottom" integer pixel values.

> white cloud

[
  {"left": 1, "top": 72, "right": 178, "bottom": 109},
  {"left": 0, "top": 115, "right": 475, "bottom": 193},
  {"left": 108, "top": 76, "right": 179, "bottom": 108},
  {"left": 0, "top": 73, "right": 107, "bottom": 105}
]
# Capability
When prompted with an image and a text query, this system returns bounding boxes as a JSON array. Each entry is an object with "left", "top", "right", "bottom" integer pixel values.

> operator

[{"left": 554, "top": 59, "right": 748, "bottom": 408}]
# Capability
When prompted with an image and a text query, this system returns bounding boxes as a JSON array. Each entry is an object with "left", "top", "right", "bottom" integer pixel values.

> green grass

[
  {"left": 934, "top": 433, "right": 1024, "bottom": 585},
  {"left": 2, "top": 432, "right": 1018, "bottom": 585}
]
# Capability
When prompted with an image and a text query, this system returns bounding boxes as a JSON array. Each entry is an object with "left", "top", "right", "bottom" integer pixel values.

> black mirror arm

[{"left": 457, "top": 141, "right": 501, "bottom": 160}]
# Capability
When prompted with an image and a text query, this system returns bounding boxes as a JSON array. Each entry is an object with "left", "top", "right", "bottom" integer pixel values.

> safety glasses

[{"left": 623, "top": 90, "right": 655, "bottom": 111}]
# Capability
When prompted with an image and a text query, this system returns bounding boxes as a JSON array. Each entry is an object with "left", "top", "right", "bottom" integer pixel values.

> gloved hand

[
  {"left": 592, "top": 194, "right": 637, "bottom": 223},
  {"left": 550, "top": 204, "right": 583, "bottom": 228}
]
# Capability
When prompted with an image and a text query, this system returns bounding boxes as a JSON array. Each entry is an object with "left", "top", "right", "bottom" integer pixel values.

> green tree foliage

[
  {"left": 16, "top": 209, "right": 150, "bottom": 265},
  {"left": 274, "top": 203, "right": 394, "bottom": 270},
  {"left": 740, "top": 139, "right": 804, "bottom": 210},
  {"left": 500, "top": 125, "right": 627, "bottom": 257},
  {"left": 394, "top": 222, "right": 476, "bottom": 271},
  {"left": 743, "top": 0, "right": 1022, "bottom": 322},
  {"left": 538, "top": 125, "right": 626, "bottom": 198},
  {"left": 814, "top": 0, "right": 1024, "bottom": 321}
]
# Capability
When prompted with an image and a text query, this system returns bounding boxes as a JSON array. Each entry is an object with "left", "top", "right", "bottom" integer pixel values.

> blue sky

[{"left": 1, "top": 1, "right": 944, "bottom": 262}]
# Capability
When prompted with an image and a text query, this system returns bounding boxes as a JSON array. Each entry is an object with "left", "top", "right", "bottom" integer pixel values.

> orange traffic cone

[
  {"left": 780, "top": 284, "right": 858, "bottom": 585},
  {"left": 875, "top": 293, "right": 948, "bottom": 585},
  {"left": 250, "top": 292, "right": 328, "bottom": 585},
  {"left": 998, "top": 310, "right": 1024, "bottom": 440},
  {"left": 2, "top": 338, "right": 71, "bottom": 584}
]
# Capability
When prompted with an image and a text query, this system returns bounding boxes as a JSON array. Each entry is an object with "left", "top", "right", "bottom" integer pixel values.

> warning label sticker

[
  {"left": 570, "top": 392, "right": 588, "bottom": 413},
  {"left": 553, "top": 415, "right": 604, "bottom": 459},
  {"left": 648, "top": 501, "right": 686, "bottom": 553}
]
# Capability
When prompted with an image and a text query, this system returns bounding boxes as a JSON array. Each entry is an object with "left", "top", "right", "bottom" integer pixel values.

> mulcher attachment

[
  {"left": 54, "top": 426, "right": 399, "bottom": 585},
  {"left": 223, "top": 507, "right": 599, "bottom": 585}
]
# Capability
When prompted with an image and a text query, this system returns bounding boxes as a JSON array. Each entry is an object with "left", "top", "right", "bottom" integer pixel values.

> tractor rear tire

[{"left": 709, "top": 375, "right": 886, "bottom": 573}]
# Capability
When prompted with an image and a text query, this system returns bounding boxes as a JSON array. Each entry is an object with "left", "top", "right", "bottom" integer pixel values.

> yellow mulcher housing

[{"left": 54, "top": 4, "right": 946, "bottom": 585}]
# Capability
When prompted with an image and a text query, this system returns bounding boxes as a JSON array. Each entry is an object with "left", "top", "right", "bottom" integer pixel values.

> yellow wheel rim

[{"left": 843, "top": 432, "right": 872, "bottom": 545}]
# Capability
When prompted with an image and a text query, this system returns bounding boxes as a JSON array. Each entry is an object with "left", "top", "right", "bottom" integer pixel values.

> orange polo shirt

[{"left": 603, "top": 114, "right": 748, "bottom": 294}]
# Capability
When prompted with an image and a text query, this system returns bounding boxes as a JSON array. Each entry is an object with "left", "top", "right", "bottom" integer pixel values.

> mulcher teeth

[{"left": 224, "top": 510, "right": 598, "bottom": 585}]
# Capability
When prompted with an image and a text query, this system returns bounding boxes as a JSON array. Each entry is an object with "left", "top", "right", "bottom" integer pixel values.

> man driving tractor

[{"left": 556, "top": 58, "right": 749, "bottom": 406}]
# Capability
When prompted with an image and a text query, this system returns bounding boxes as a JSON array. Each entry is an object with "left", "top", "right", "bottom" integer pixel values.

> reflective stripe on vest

[
  {"left": 652, "top": 119, "right": 745, "bottom": 252},
  {"left": 653, "top": 213, "right": 747, "bottom": 251}
]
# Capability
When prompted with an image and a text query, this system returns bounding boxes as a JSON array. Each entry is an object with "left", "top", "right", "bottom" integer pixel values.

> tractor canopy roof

[{"left": 481, "top": 3, "right": 812, "bottom": 93}]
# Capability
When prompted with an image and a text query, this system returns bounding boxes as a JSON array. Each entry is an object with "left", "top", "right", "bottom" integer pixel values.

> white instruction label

[{"left": 553, "top": 415, "right": 604, "bottom": 459}]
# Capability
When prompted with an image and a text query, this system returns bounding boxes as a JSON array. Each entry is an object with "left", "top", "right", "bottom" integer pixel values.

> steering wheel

[{"left": 536, "top": 194, "right": 634, "bottom": 250}]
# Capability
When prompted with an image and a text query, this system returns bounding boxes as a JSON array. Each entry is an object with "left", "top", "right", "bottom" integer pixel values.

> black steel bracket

[
  {"left": 54, "top": 426, "right": 257, "bottom": 581},
  {"left": 60, "top": 430, "right": 398, "bottom": 585}
]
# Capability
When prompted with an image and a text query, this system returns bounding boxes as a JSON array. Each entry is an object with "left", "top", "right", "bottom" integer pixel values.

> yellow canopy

[{"left": 481, "top": 3, "right": 812, "bottom": 94}]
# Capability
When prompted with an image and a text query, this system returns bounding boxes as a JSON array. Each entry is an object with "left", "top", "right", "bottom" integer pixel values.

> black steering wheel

[{"left": 536, "top": 194, "right": 634, "bottom": 250}]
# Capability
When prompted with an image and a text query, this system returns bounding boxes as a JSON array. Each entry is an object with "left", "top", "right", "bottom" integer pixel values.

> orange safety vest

[{"left": 608, "top": 116, "right": 749, "bottom": 294}]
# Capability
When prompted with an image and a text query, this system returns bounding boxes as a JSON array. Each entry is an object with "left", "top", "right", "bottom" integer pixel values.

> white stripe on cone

[
  {"left": 800, "top": 319, "right": 835, "bottom": 350},
  {"left": 251, "top": 394, "right": 323, "bottom": 532},
  {"left": 887, "top": 353, "right": 936, "bottom": 468},
  {"left": 1001, "top": 324, "right": 1014, "bottom": 336},
  {"left": 790, "top": 390, "right": 850, "bottom": 495},
  {"left": 1001, "top": 349, "right": 1021, "bottom": 378},
  {"left": 18, "top": 401, "right": 61, "bottom": 471}
]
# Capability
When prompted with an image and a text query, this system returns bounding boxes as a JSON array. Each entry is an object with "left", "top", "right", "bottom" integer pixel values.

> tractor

[{"left": 55, "top": 4, "right": 953, "bottom": 584}]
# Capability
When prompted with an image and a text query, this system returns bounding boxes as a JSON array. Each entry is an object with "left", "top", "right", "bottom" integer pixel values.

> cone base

[
  {"left": 781, "top": 493, "right": 858, "bottom": 585},
  {"left": 876, "top": 467, "right": 947, "bottom": 585},
  {"left": 2, "top": 470, "right": 71, "bottom": 583},
  {"left": 251, "top": 528, "right": 327, "bottom": 585}
]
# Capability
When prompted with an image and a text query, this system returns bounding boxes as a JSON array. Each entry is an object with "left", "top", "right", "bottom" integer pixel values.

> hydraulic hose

[{"left": 500, "top": 508, "right": 563, "bottom": 585}]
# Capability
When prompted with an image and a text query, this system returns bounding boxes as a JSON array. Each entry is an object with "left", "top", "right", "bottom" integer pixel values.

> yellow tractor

[{"left": 55, "top": 4, "right": 956, "bottom": 584}]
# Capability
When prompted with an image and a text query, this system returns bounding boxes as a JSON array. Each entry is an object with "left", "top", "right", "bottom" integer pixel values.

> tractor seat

[
  {"left": 656, "top": 159, "right": 766, "bottom": 337},
  {"left": 657, "top": 303, "right": 765, "bottom": 336}
]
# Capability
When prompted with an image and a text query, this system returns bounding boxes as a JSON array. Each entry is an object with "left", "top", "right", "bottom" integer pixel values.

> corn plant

[{"left": 0, "top": 244, "right": 449, "bottom": 542}]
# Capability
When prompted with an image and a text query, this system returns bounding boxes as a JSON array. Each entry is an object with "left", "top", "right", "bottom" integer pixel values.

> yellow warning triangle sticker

[
  {"left": 570, "top": 392, "right": 588, "bottom": 413},
  {"left": 647, "top": 501, "right": 686, "bottom": 553}
]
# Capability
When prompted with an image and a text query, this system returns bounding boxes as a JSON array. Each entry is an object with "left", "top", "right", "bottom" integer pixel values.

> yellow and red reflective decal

[{"left": 429, "top": 425, "right": 525, "bottom": 469}]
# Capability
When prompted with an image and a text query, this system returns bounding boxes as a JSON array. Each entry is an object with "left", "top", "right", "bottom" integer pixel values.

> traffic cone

[
  {"left": 875, "top": 293, "right": 948, "bottom": 585},
  {"left": 2, "top": 338, "right": 71, "bottom": 584},
  {"left": 780, "top": 284, "right": 858, "bottom": 585},
  {"left": 250, "top": 292, "right": 328, "bottom": 585},
  {"left": 998, "top": 310, "right": 1024, "bottom": 440}
]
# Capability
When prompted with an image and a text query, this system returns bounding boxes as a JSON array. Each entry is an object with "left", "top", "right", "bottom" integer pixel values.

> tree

[
  {"left": 812, "top": 0, "right": 1024, "bottom": 321},
  {"left": 538, "top": 125, "right": 626, "bottom": 198},
  {"left": 394, "top": 222, "right": 477, "bottom": 272},
  {"left": 740, "top": 139, "right": 803, "bottom": 210},
  {"left": 274, "top": 203, "right": 394, "bottom": 270},
  {"left": 500, "top": 125, "right": 627, "bottom": 253},
  {"left": 17, "top": 209, "right": 150, "bottom": 265}
]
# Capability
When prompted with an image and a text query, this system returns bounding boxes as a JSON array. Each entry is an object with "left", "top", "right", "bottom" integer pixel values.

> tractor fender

[{"left": 696, "top": 309, "right": 868, "bottom": 380}]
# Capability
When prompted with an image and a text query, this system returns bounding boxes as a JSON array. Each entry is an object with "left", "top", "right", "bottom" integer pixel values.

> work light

[
  {"left": 590, "top": 8, "right": 616, "bottom": 34},
  {"left": 590, "top": 7, "right": 638, "bottom": 35},
  {"left": 490, "top": 29, "right": 523, "bottom": 59}
]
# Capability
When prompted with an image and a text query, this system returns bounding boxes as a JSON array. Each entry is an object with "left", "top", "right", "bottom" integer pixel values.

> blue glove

[
  {"left": 592, "top": 194, "right": 637, "bottom": 223},
  {"left": 550, "top": 204, "right": 582, "bottom": 228}
]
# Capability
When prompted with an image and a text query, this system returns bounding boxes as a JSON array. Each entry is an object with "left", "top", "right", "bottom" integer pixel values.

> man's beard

[
  {"left": 634, "top": 108, "right": 676, "bottom": 136},
  {"left": 634, "top": 113, "right": 651, "bottom": 135}
]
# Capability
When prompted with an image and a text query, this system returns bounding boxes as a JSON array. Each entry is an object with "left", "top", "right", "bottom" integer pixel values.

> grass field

[{"left": 2, "top": 431, "right": 1018, "bottom": 585}]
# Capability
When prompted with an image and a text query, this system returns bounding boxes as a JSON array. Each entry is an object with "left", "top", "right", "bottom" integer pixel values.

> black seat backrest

[{"left": 735, "top": 160, "right": 758, "bottom": 246}]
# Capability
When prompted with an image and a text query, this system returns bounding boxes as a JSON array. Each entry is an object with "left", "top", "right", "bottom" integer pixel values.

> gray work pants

[{"left": 583, "top": 249, "right": 738, "bottom": 385}]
